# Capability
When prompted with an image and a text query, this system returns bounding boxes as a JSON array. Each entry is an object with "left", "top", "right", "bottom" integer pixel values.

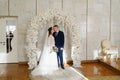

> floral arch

[{"left": 26, "top": 9, "right": 81, "bottom": 69}]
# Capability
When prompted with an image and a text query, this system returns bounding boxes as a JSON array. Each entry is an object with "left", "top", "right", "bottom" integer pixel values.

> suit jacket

[{"left": 53, "top": 31, "right": 64, "bottom": 48}]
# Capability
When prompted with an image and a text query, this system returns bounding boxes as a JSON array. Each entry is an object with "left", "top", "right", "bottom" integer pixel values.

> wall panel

[
  {"left": 111, "top": 0, "right": 120, "bottom": 57},
  {"left": 87, "top": 0, "right": 110, "bottom": 59},
  {"left": 0, "top": 0, "right": 8, "bottom": 15}
]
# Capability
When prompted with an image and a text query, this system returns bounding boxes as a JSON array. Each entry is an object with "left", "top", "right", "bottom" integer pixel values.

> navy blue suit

[{"left": 53, "top": 31, "right": 65, "bottom": 69}]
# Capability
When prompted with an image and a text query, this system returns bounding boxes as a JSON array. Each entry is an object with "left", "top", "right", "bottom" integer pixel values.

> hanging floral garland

[{"left": 26, "top": 9, "right": 81, "bottom": 69}]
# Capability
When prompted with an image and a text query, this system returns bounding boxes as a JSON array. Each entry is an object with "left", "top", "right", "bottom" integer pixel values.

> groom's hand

[{"left": 60, "top": 48, "right": 63, "bottom": 50}]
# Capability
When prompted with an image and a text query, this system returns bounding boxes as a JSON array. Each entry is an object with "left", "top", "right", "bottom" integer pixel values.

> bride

[{"left": 31, "top": 27, "right": 58, "bottom": 76}]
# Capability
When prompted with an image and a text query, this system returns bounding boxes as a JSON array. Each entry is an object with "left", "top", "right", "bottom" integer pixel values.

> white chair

[{"left": 99, "top": 39, "right": 118, "bottom": 61}]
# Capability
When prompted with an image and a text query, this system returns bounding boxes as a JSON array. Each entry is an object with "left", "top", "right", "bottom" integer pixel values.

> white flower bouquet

[
  {"left": 50, "top": 46, "right": 58, "bottom": 53},
  {"left": 53, "top": 46, "right": 58, "bottom": 52}
]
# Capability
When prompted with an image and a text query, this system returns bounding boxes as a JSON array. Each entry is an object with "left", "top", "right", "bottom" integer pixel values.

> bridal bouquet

[
  {"left": 53, "top": 46, "right": 58, "bottom": 53},
  {"left": 50, "top": 46, "right": 58, "bottom": 53}
]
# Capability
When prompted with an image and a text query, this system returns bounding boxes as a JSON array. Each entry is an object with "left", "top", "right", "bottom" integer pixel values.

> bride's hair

[{"left": 48, "top": 27, "right": 52, "bottom": 37}]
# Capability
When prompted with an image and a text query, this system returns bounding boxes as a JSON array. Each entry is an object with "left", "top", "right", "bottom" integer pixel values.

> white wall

[
  {"left": 87, "top": 0, "right": 110, "bottom": 59},
  {"left": 111, "top": 0, "right": 120, "bottom": 55},
  {"left": 0, "top": 0, "right": 120, "bottom": 62}
]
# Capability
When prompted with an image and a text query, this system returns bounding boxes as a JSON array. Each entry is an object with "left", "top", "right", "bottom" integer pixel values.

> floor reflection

[
  {"left": 100, "top": 58, "right": 120, "bottom": 71},
  {"left": 79, "top": 62, "right": 120, "bottom": 77}
]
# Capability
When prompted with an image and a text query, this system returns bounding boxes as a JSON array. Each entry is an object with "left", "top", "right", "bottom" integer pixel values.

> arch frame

[{"left": 26, "top": 9, "right": 81, "bottom": 69}]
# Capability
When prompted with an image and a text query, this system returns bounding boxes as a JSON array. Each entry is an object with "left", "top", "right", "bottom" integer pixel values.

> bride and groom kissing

[{"left": 31, "top": 25, "right": 65, "bottom": 76}]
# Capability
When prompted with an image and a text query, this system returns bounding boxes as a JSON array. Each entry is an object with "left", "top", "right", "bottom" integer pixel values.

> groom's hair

[{"left": 53, "top": 25, "right": 58, "bottom": 28}]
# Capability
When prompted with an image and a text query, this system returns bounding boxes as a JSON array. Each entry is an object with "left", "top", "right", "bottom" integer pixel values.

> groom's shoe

[
  {"left": 61, "top": 64, "right": 65, "bottom": 69},
  {"left": 61, "top": 67, "right": 65, "bottom": 69},
  {"left": 61, "top": 66, "right": 65, "bottom": 69}
]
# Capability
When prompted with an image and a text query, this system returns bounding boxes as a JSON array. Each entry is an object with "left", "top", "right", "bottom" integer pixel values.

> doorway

[{"left": 0, "top": 17, "right": 18, "bottom": 63}]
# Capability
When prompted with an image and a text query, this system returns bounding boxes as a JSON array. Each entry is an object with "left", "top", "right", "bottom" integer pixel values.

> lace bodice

[{"left": 47, "top": 35, "right": 55, "bottom": 47}]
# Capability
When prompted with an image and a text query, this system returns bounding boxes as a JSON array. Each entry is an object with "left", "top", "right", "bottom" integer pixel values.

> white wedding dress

[{"left": 31, "top": 35, "right": 58, "bottom": 76}]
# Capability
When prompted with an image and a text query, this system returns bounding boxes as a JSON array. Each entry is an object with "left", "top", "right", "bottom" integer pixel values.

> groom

[{"left": 53, "top": 25, "right": 65, "bottom": 69}]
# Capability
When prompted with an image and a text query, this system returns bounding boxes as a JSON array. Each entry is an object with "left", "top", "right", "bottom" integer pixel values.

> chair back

[{"left": 101, "top": 39, "right": 111, "bottom": 49}]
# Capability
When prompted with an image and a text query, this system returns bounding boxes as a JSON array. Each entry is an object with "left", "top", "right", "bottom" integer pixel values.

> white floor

[{"left": 31, "top": 67, "right": 88, "bottom": 80}]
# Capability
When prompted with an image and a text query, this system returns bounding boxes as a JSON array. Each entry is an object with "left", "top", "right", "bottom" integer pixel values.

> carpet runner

[{"left": 30, "top": 67, "right": 88, "bottom": 80}]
